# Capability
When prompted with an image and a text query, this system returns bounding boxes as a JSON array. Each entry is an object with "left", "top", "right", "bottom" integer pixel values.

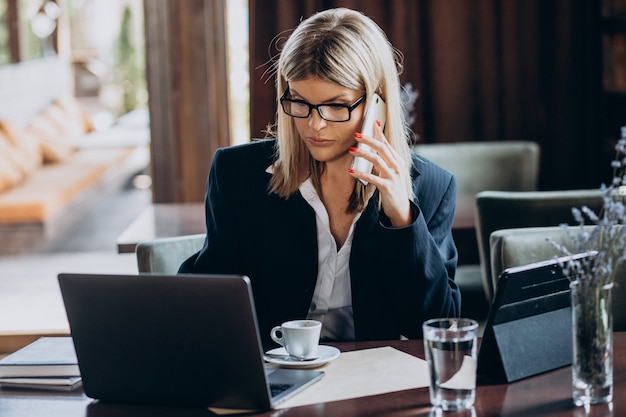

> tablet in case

[{"left": 477, "top": 251, "right": 596, "bottom": 383}]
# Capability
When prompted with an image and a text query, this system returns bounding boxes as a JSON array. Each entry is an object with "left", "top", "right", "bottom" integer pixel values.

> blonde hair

[{"left": 269, "top": 8, "right": 413, "bottom": 211}]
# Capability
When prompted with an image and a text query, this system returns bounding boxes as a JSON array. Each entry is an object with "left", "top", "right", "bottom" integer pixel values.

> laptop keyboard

[{"left": 270, "top": 383, "right": 294, "bottom": 397}]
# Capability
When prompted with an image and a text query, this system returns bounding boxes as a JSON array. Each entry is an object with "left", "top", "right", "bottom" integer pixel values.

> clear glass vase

[{"left": 570, "top": 280, "right": 613, "bottom": 406}]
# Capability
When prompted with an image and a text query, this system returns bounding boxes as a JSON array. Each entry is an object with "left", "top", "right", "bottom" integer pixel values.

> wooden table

[
  {"left": 116, "top": 196, "right": 477, "bottom": 255},
  {"left": 1, "top": 334, "right": 624, "bottom": 416}
]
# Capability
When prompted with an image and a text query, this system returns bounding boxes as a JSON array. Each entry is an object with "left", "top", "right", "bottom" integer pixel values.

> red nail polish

[
  {"left": 347, "top": 168, "right": 355, "bottom": 173},
  {"left": 355, "top": 132, "right": 363, "bottom": 138},
  {"left": 376, "top": 119, "right": 381, "bottom": 127},
  {"left": 349, "top": 147, "right": 357, "bottom": 153}
]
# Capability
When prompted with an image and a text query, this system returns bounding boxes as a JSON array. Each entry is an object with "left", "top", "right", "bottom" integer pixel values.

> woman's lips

[{"left": 307, "top": 137, "right": 334, "bottom": 147}]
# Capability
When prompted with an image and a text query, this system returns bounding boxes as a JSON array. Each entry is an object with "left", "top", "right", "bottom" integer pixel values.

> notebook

[
  {"left": 477, "top": 251, "right": 596, "bottom": 383},
  {"left": 57, "top": 273, "right": 324, "bottom": 411}
]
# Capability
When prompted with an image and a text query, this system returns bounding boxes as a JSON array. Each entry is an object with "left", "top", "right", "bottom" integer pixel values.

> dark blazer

[{"left": 179, "top": 139, "right": 461, "bottom": 344}]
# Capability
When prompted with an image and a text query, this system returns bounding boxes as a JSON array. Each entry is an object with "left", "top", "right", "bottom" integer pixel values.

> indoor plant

[{"left": 552, "top": 126, "right": 626, "bottom": 406}]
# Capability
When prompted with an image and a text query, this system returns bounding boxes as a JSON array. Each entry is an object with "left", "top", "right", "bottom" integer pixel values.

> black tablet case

[{"left": 477, "top": 252, "right": 595, "bottom": 383}]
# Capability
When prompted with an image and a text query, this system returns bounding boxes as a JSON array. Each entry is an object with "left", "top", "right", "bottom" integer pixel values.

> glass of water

[{"left": 423, "top": 318, "right": 479, "bottom": 410}]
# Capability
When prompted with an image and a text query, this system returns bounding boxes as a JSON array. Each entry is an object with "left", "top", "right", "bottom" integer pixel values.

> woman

[{"left": 179, "top": 8, "right": 461, "bottom": 343}]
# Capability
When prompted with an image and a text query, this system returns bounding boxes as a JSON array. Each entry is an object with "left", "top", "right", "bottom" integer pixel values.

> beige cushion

[
  {"left": 54, "top": 94, "right": 95, "bottom": 134},
  {"left": 0, "top": 135, "right": 24, "bottom": 192},
  {"left": 0, "top": 120, "right": 43, "bottom": 171},
  {"left": 24, "top": 111, "right": 75, "bottom": 163},
  {"left": 22, "top": 96, "right": 96, "bottom": 164},
  {"left": 0, "top": 123, "right": 46, "bottom": 192},
  {"left": 0, "top": 158, "right": 20, "bottom": 192}
]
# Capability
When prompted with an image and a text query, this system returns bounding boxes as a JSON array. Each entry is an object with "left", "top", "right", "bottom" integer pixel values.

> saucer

[{"left": 264, "top": 345, "right": 340, "bottom": 368}]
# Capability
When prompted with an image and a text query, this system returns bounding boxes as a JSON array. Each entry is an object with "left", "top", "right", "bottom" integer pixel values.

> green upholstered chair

[
  {"left": 413, "top": 141, "right": 541, "bottom": 320},
  {"left": 413, "top": 141, "right": 540, "bottom": 196},
  {"left": 489, "top": 225, "right": 626, "bottom": 331},
  {"left": 475, "top": 189, "right": 604, "bottom": 301},
  {"left": 135, "top": 234, "right": 205, "bottom": 273}
]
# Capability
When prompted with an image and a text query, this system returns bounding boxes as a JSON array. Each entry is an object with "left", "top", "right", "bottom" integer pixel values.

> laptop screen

[{"left": 58, "top": 273, "right": 323, "bottom": 410}]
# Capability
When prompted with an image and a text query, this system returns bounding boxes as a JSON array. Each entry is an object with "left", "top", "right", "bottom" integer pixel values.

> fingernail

[
  {"left": 376, "top": 119, "right": 381, "bottom": 127},
  {"left": 355, "top": 132, "right": 363, "bottom": 138},
  {"left": 347, "top": 168, "right": 355, "bottom": 173},
  {"left": 349, "top": 147, "right": 357, "bottom": 153}
]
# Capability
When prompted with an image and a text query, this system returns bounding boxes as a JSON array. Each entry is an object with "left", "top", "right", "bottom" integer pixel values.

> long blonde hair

[{"left": 269, "top": 8, "right": 413, "bottom": 211}]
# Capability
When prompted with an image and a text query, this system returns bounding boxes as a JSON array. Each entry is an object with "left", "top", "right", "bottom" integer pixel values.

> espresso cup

[{"left": 270, "top": 320, "right": 321, "bottom": 359}]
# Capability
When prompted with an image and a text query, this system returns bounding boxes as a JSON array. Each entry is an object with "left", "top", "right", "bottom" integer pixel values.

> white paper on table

[
  {"left": 438, "top": 355, "right": 476, "bottom": 390},
  {"left": 276, "top": 345, "right": 430, "bottom": 409}
]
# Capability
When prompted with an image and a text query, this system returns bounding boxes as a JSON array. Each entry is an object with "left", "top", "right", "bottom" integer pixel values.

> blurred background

[
  {"left": 1, "top": 0, "right": 625, "bottom": 203},
  {"left": 0, "top": 0, "right": 625, "bottom": 338}
]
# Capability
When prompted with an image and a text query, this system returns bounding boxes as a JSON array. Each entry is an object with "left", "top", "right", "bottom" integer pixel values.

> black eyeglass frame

[{"left": 279, "top": 88, "right": 366, "bottom": 122}]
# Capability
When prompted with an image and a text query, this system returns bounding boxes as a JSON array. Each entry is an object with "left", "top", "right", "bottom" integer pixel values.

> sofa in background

[{"left": 0, "top": 91, "right": 149, "bottom": 255}]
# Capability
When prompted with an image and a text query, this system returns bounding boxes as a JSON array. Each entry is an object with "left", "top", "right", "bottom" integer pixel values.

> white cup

[{"left": 270, "top": 320, "right": 321, "bottom": 359}]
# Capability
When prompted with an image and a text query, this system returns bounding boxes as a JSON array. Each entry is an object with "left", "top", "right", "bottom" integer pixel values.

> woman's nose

[{"left": 308, "top": 109, "right": 328, "bottom": 131}]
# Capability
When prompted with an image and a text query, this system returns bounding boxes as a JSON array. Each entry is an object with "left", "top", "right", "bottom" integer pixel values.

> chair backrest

[
  {"left": 413, "top": 141, "right": 541, "bottom": 309},
  {"left": 412, "top": 141, "right": 540, "bottom": 196},
  {"left": 136, "top": 234, "right": 205, "bottom": 273},
  {"left": 490, "top": 226, "right": 626, "bottom": 331},
  {"left": 475, "top": 189, "right": 604, "bottom": 301}
]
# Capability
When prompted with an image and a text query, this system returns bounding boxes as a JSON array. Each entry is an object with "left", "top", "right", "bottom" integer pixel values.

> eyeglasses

[{"left": 280, "top": 88, "right": 365, "bottom": 122}]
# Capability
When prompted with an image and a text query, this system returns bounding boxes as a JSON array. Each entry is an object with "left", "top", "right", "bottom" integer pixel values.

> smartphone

[{"left": 350, "top": 93, "right": 387, "bottom": 185}]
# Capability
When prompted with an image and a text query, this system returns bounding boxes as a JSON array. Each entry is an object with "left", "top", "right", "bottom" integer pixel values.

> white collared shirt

[{"left": 299, "top": 178, "right": 362, "bottom": 341}]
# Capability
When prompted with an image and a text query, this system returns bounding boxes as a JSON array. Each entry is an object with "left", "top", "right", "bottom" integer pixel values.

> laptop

[
  {"left": 57, "top": 273, "right": 324, "bottom": 410},
  {"left": 477, "top": 251, "right": 596, "bottom": 383}
]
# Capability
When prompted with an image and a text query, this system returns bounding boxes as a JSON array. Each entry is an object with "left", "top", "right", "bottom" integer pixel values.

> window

[
  {"left": 0, "top": 0, "right": 10, "bottom": 64},
  {"left": 226, "top": 0, "right": 249, "bottom": 145}
]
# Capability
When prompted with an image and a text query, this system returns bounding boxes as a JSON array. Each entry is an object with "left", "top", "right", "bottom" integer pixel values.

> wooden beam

[
  {"left": 144, "top": 0, "right": 230, "bottom": 203},
  {"left": 7, "top": 0, "right": 20, "bottom": 62}
]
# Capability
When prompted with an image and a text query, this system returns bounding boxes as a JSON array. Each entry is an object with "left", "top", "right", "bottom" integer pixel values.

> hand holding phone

[{"left": 350, "top": 94, "right": 387, "bottom": 185}]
